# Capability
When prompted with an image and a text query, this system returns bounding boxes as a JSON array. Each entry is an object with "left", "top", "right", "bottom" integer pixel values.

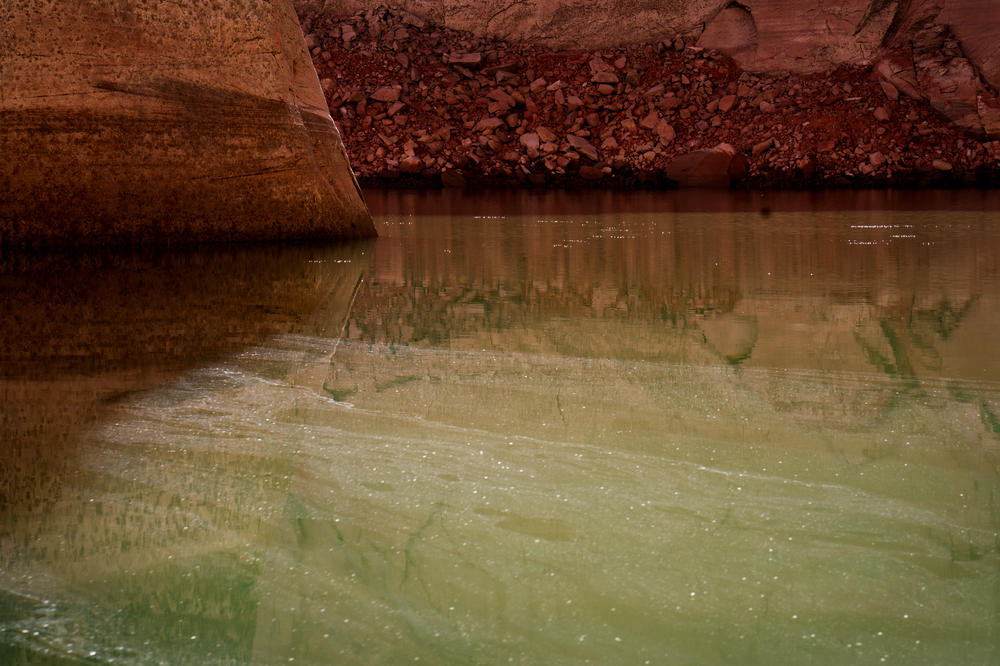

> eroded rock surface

[
  {"left": 875, "top": 0, "right": 1000, "bottom": 135},
  {"left": 699, "top": 0, "right": 899, "bottom": 73},
  {"left": 299, "top": 0, "right": 722, "bottom": 48},
  {"left": 1, "top": 0, "right": 374, "bottom": 246}
]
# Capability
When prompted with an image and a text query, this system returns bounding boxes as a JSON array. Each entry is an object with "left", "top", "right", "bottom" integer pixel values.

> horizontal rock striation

[
  {"left": 299, "top": 6, "right": 999, "bottom": 188},
  {"left": 1, "top": 0, "right": 374, "bottom": 246}
]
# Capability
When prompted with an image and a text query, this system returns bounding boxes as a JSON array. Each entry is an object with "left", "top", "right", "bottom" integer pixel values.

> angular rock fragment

[
  {"left": 752, "top": 138, "right": 773, "bottom": 156},
  {"left": 640, "top": 110, "right": 660, "bottom": 130},
  {"left": 536, "top": 126, "right": 557, "bottom": 142},
  {"left": 567, "top": 135, "right": 599, "bottom": 161},
  {"left": 488, "top": 88, "right": 517, "bottom": 107},
  {"left": 371, "top": 86, "right": 401, "bottom": 102},
  {"left": 445, "top": 52, "right": 483, "bottom": 67},
  {"left": 880, "top": 80, "right": 899, "bottom": 101},
  {"left": 655, "top": 120, "right": 675, "bottom": 142},
  {"left": 474, "top": 117, "right": 506, "bottom": 131},
  {"left": 519, "top": 133, "right": 540, "bottom": 151},
  {"left": 400, "top": 156, "right": 424, "bottom": 173},
  {"left": 644, "top": 84, "right": 665, "bottom": 98}
]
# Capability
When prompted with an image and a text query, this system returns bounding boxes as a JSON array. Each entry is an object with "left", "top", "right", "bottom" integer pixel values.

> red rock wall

[
  {"left": 298, "top": 0, "right": 722, "bottom": 49},
  {"left": 0, "top": 0, "right": 375, "bottom": 246},
  {"left": 300, "top": 6, "right": 999, "bottom": 189},
  {"left": 298, "top": 1, "right": 1000, "bottom": 136}
]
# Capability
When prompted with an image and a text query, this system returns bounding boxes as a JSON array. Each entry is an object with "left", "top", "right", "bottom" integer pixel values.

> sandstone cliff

[
  {"left": 298, "top": 0, "right": 1000, "bottom": 136},
  {"left": 0, "top": 0, "right": 375, "bottom": 246}
]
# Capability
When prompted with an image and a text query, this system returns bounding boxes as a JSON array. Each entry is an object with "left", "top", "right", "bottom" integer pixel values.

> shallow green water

[{"left": 2, "top": 190, "right": 999, "bottom": 664}]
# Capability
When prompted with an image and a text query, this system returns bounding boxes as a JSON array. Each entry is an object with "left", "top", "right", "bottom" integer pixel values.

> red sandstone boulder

[{"left": 664, "top": 143, "right": 741, "bottom": 188}]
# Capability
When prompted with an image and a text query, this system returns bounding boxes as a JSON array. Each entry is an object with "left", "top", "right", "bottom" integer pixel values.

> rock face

[
  {"left": 698, "top": 0, "right": 896, "bottom": 72},
  {"left": 301, "top": 5, "right": 999, "bottom": 189},
  {"left": 706, "top": 0, "right": 1000, "bottom": 136},
  {"left": 875, "top": 0, "right": 1000, "bottom": 135},
  {"left": 298, "top": 0, "right": 722, "bottom": 48},
  {"left": 301, "top": 0, "right": 1000, "bottom": 136},
  {"left": 0, "top": 0, "right": 375, "bottom": 246}
]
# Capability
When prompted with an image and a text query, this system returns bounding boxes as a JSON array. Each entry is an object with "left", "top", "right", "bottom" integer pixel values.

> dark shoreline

[
  {"left": 358, "top": 169, "right": 1000, "bottom": 191},
  {"left": 359, "top": 185, "right": 1000, "bottom": 217},
  {"left": 301, "top": 7, "right": 1000, "bottom": 191}
]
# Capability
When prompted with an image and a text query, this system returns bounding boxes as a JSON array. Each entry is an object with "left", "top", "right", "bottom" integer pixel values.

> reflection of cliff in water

[
  {"left": 351, "top": 195, "right": 998, "bottom": 383},
  {"left": 0, "top": 245, "right": 368, "bottom": 551},
  {"left": 323, "top": 194, "right": 1000, "bottom": 463},
  {"left": 0, "top": 242, "right": 370, "bottom": 664},
  {"left": 2, "top": 194, "right": 998, "bottom": 665}
]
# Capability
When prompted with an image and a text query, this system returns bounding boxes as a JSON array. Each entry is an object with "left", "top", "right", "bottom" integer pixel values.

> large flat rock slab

[{"left": 1, "top": 0, "right": 374, "bottom": 246}]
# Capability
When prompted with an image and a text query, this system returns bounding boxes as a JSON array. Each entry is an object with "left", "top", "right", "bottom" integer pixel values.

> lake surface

[{"left": 1, "top": 190, "right": 998, "bottom": 664}]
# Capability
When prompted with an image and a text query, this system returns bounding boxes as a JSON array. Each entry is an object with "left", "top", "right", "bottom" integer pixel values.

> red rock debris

[{"left": 300, "top": 6, "right": 1000, "bottom": 189}]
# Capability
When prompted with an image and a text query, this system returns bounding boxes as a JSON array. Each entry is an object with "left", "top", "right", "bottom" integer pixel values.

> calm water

[{"left": 1, "top": 190, "right": 999, "bottom": 665}]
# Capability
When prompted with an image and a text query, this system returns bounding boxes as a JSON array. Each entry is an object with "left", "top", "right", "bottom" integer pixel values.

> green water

[{"left": 1, "top": 190, "right": 998, "bottom": 664}]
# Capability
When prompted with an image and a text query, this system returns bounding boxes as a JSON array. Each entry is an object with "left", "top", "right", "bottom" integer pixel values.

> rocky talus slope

[{"left": 300, "top": 5, "right": 1000, "bottom": 188}]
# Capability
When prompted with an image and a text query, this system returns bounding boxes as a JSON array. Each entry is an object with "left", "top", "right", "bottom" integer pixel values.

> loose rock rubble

[{"left": 300, "top": 5, "right": 1000, "bottom": 188}]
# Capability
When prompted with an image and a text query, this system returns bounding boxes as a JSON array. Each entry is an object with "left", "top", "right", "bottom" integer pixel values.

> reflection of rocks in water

[
  {"left": 3, "top": 197, "right": 1000, "bottom": 665},
  {"left": 0, "top": 242, "right": 370, "bottom": 379},
  {"left": 1, "top": 243, "right": 366, "bottom": 516},
  {"left": 352, "top": 201, "right": 999, "bottom": 379},
  {"left": 341, "top": 198, "right": 1000, "bottom": 446},
  {"left": 699, "top": 314, "right": 758, "bottom": 367}
]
